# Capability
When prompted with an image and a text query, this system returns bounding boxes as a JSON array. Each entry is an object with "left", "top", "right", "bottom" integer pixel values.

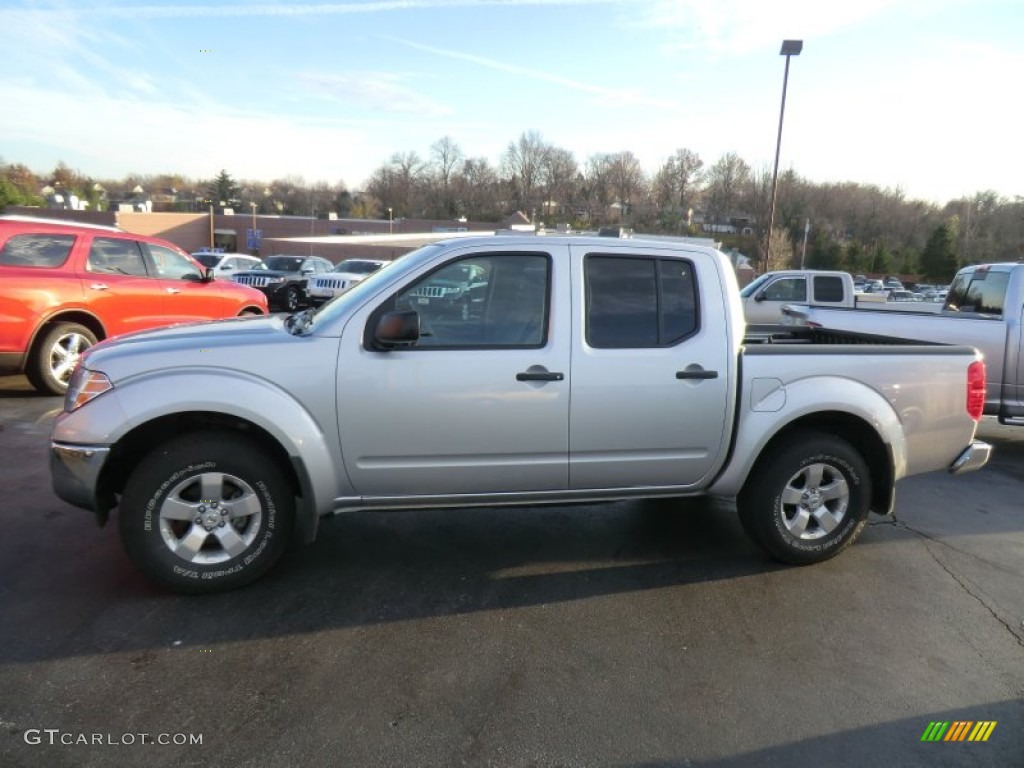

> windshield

[
  {"left": 264, "top": 256, "right": 305, "bottom": 272},
  {"left": 308, "top": 244, "right": 441, "bottom": 329},
  {"left": 336, "top": 260, "right": 384, "bottom": 274},
  {"left": 739, "top": 273, "right": 772, "bottom": 298}
]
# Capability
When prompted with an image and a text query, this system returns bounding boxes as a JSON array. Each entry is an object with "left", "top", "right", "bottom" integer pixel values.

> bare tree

[
  {"left": 653, "top": 148, "right": 704, "bottom": 230},
  {"left": 539, "top": 146, "right": 578, "bottom": 223},
  {"left": 429, "top": 136, "right": 464, "bottom": 218},
  {"left": 704, "top": 152, "right": 751, "bottom": 230},
  {"left": 502, "top": 130, "right": 549, "bottom": 217}
]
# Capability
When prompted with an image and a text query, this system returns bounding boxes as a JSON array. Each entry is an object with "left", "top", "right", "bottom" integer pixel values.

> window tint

[
  {"left": 147, "top": 244, "right": 201, "bottom": 280},
  {"left": 813, "top": 275, "right": 845, "bottom": 302},
  {"left": 947, "top": 270, "right": 1010, "bottom": 316},
  {"left": 393, "top": 253, "right": 548, "bottom": 347},
  {"left": 586, "top": 255, "right": 698, "bottom": 348},
  {"left": 0, "top": 234, "right": 75, "bottom": 267},
  {"left": 763, "top": 277, "right": 806, "bottom": 302},
  {"left": 88, "top": 238, "right": 148, "bottom": 276}
]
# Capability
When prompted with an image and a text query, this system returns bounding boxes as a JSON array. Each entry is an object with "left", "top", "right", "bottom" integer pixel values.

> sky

[{"left": 1, "top": 0, "right": 1021, "bottom": 206}]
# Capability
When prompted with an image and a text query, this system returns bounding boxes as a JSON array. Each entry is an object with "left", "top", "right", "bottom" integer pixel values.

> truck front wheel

[
  {"left": 738, "top": 432, "right": 871, "bottom": 565},
  {"left": 119, "top": 433, "right": 295, "bottom": 593}
]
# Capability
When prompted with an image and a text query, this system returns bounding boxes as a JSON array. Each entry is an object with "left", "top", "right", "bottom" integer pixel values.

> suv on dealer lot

[
  {"left": 231, "top": 255, "right": 334, "bottom": 311},
  {"left": 0, "top": 215, "right": 269, "bottom": 395},
  {"left": 306, "top": 258, "right": 389, "bottom": 305}
]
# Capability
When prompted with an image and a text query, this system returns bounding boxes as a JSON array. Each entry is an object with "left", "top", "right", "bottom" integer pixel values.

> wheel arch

[
  {"left": 29, "top": 310, "right": 107, "bottom": 355},
  {"left": 744, "top": 412, "right": 894, "bottom": 516},
  {"left": 99, "top": 411, "right": 320, "bottom": 542}
]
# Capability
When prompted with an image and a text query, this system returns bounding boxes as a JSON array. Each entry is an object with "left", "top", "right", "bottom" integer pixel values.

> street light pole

[
  {"left": 765, "top": 39, "right": 803, "bottom": 271},
  {"left": 388, "top": 207, "right": 393, "bottom": 235}
]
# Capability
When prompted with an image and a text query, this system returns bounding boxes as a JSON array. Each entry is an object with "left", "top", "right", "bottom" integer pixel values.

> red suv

[{"left": 0, "top": 216, "right": 269, "bottom": 395}]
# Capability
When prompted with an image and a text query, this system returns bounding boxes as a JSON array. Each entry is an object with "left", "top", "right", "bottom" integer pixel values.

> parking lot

[{"left": 1, "top": 373, "right": 1021, "bottom": 767}]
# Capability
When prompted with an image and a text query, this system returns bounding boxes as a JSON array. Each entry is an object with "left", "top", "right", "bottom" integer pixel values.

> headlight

[{"left": 65, "top": 368, "right": 113, "bottom": 412}]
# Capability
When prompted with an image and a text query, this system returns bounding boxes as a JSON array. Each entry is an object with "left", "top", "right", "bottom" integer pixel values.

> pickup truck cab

[
  {"left": 50, "top": 235, "right": 991, "bottom": 593},
  {"left": 741, "top": 269, "right": 941, "bottom": 323},
  {"left": 741, "top": 270, "right": 852, "bottom": 323},
  {"left": 784, "top": 262, "right": 1024, "bottom": 424}
]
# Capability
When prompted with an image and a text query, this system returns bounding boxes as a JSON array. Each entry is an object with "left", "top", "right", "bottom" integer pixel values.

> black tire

[
  {"left": 737, "top": 431, "right": 871, "bottom": 565},
  {"left": 26, "top": 322, "right": 98, "bottom": 396},
  {"left": 119, "top": 432, "right": 295, "bottom": 594},
  {"left": 283, "top": 285, "right": 302, "bottom": 312}
]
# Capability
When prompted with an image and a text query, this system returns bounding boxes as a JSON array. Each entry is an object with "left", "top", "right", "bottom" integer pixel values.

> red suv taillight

[{"left": 967, "top": 360, "right": 986, "bottom": 421}]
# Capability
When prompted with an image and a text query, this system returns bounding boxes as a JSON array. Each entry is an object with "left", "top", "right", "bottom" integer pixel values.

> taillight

[{"left": 967, "top": 360, "right": 986, "bottom": 421}]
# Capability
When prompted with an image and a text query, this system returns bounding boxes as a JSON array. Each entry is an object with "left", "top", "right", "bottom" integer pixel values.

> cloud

[
  {"left": 634, "top": 0, "right": 956, "bottom": 55},
  {"left": 7, "top": 0, "right": 634, "bottom": 21},
  {"left": 300, "top": 72, "right": 452, "bottom": 116},
  {"left": 386, "top": 36, "right": 682, "bottom": 111}
]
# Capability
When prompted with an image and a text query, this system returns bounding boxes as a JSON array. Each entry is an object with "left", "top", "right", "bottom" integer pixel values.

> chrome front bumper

[
  {"left": 50, "top": 442, "right": 113, "bottom": 520},
  {"left": 948, "top": 440, "right": 993, "bottom": 475}
]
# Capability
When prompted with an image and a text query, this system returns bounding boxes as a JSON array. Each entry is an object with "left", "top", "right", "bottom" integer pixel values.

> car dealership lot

[{"left": 1, "top": 374, "right": 1021, "bottom": 767}]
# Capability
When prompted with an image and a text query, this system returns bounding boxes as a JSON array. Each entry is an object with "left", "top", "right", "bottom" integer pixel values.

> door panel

[
  {"left": 80, "top": 237, "right": 168, "bottom": 335},
  {"left": 568, "top": 248, "right": 731, "bottom": 489},
  {"left": 336, "top": 247, "right": 571, "bottom": 496}
]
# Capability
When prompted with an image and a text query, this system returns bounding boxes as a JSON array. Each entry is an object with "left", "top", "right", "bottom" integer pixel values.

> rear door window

[
  {"left": 87, "top": 237, "right": 148, "bottom": 276},
  {"left": 946, "top": 271, "right": 1010, "bottom": 316},
  {"left": 812, "top": 275, "right": 845, "bottom": 302},
  {"left": 0, "top": 233, "right": 75, "bottom": 267},
  {"left": 585, "top": 255, "right": 699, "bottom": 348}
]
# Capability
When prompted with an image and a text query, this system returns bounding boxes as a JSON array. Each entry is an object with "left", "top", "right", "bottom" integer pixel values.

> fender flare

[{"left": 709, "top": 375, "right": 906, "bottom": 500}]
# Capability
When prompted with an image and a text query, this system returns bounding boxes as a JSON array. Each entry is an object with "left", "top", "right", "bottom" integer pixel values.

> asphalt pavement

[{"left": 1, "top": 374, "right": 1021, "bottom": 767}]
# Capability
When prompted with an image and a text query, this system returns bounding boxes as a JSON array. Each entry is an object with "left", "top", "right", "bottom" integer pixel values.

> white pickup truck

[
  {"left": 784, "top": 262, "right": 1024, "bottom": 424},
  {"left": 50, "top": 235, "right": 991, "bottom": 593},
  {"left": 741, "top": 269, "right": 941, "bottom": 323}
]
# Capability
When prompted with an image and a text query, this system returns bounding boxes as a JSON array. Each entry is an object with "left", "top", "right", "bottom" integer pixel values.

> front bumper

[
  {"left": 51, "top": 442, "right": 114, "bottom": 523},
  {"left": 948, "top": 440, "right": 993, "bottom": 474}
]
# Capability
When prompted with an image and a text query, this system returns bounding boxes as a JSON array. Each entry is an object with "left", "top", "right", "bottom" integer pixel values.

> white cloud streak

[
  {"left": 386, "top": 36, "right": 682, "bottom": 111},
  {"left": 5, "top": 0, "right": 635, "bottom": 21}
]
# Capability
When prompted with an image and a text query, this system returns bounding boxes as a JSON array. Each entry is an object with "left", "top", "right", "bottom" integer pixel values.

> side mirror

[
  {"left": 753, "top": 291, "right": 766, "bottom": 302},
  {"left": 374, "top": 310, "right": 420, "bottom": 350},
  {"left": 202, "top": 268, "right": 215, "bottom": 282},
  {"left": 182, "top": 270, "right": 210, "bottom": 283}
]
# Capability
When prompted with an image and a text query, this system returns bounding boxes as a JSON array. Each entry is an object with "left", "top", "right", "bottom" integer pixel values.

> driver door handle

[
  {"left": 516, "top": 371, "right": 564, "bottom": 382},
  {"left": 676, "top": 370, "right": 718, "bottom": 380}
]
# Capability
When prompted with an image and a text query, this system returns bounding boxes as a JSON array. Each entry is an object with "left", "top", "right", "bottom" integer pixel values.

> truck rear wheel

[
  {"left": 738, "top": 432, "right": 871, "bottom": 564},
  {"left": 27, "top": 322, "right": 98, "bottom": 396},
  {"left": 119, "top": 433, "right": 294, "bottom": 593}
]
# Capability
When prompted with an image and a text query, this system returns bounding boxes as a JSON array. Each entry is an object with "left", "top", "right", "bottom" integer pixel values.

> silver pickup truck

[
  {"left": 783, "top": 262, "right": 1024, "bottom": 424},
  {"left": 50, "top": 235, "right": 992, "bottom": 593}
]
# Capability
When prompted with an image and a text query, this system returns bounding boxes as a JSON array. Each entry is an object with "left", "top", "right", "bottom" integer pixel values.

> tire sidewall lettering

[{"left": 772, "top": 453, "right": 862, "bottom": 551}]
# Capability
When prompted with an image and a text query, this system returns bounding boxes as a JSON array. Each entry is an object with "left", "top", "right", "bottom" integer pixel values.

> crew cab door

[
  {"left": 336, "top": 245, "right": 570, "bottom": 496},
  {"left": 567, "top": 246, "right": 732, "bottom": 489}
]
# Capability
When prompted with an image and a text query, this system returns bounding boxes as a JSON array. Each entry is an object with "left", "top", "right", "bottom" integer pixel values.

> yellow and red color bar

[{"left": 920, "top": 721, "right": 997, "bottom": 742}]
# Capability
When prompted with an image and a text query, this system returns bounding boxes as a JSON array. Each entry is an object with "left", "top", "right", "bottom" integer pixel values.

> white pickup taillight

[{"left": 967, "top": 360, "right": 986, "bottom": 421}]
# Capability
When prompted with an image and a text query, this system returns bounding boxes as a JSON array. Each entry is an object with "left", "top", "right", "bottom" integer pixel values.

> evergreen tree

[
  {"left": 206, "top": 170, "right": 240, "bottom": 207},
  {"left": 920, "top": 223, "right": 959, "bottom": 281}
]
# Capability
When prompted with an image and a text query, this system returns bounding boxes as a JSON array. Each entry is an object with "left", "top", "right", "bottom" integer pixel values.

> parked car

[
  {"left": 306, "top": 258, "right": 389, "bottom": 305},
  {"left": 191, "top": 251, "right": 265, "bottom": 278},
  {"left": 230, "top": 255, "right": 334, "bottom": 311},
  {"left": 784, "top": 262, "right": 1024, "bottom": 423},
  {"left": 0, "top": 215, "right": 268, "bottom": 395},
  {"left": 50, "top": 234, "right": 990, "bottom": 593}
]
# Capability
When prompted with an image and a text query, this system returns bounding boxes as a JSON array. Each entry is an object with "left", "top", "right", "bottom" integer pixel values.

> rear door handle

[
  {"left": 676, "top": 370, "right": 718, "bottom": 380},
  {"left": 88, "top": 283, "right": 109, "bottom": 291},
  {"left": 517, "top": 371, "right": 564, "bottom": 382},
  {"left": 165, "top": 287, "right": 181, "bottom": 294}
]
